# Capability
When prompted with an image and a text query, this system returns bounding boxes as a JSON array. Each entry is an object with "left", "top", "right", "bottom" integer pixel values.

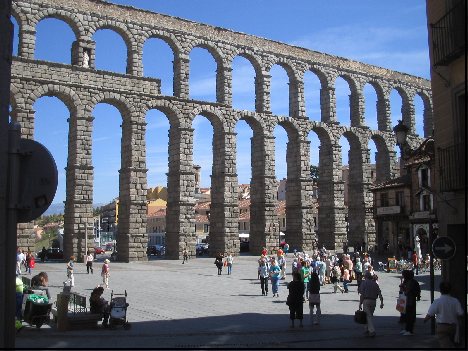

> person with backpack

[
  {"left": 286, "top": 272, "right": 304, "bottom": 328},
  {"left": 308, "top": 271, "right": 321, "bottom": 325},
  {"left": 331, "top": 264, "right": 344, "bottom": 293},
  {"left": 400, "top": 269, "right": 421, "bottom": 336}
]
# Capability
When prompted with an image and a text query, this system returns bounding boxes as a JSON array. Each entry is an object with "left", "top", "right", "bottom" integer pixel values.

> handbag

[
  {"left": 354, "top": 309, "right": 367, "bottom": 324},
  {"left": 396, "top": 293, "right": 407, "bottom": 313}
]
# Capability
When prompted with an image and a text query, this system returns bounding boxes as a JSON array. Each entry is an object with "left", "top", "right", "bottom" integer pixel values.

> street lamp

[{"left": 393, "top": 120, "right": 436, "bottom": 335}]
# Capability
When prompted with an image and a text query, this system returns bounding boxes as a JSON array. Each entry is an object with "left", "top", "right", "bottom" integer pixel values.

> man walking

[
  {"left": 424, "top": 282, "right": 463, "bottom": 348},
  {"left": 358, "top": 272, "right": 384, "bottom": 337}
]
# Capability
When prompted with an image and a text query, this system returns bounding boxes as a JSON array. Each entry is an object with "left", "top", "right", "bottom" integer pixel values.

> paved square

[{"left": 16, "top": 254, "right": 441, "bottom": 349}]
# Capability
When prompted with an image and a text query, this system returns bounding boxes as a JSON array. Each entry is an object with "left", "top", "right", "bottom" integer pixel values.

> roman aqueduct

[{"left": 10, "top": 0, "right": 432, "bottom": 261}]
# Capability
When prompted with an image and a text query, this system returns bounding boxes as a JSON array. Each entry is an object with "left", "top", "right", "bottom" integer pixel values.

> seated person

[
  {"left": 89, "top": 287, "right": 109, "bottom": 326},
  {"left": 31, "top": 272, "right": 51, "bottom": 300}
]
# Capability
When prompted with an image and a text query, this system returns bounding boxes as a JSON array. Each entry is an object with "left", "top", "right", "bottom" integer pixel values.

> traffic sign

[{"left": 432, "top": 236, "right": 456, "bottom": 260}]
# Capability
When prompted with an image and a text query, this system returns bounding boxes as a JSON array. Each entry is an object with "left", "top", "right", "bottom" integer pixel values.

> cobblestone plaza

[{"left": 16, "top": 255, "right": 441, "bottom": 349}]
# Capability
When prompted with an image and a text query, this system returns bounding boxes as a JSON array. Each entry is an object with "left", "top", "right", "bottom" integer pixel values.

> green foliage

[
  {"left": 310, "top": 165, "right": 319, "bottom": 181},
  {"left": 36, "top": 213, "right": 63, "bottom": 226}
]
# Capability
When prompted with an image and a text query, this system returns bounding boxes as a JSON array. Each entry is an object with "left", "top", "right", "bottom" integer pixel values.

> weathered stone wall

[{"left": 10, "top": 0, "right": 432, "bottom": 260}]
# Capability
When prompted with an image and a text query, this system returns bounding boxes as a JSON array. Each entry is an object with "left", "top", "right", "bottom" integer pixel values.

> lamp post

[{"left": 393, "top": 120, "right": 435, "bottom": 335}]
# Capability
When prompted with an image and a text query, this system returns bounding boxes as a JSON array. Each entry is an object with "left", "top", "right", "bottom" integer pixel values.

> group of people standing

[
  {"left": 214, "top": 252, "right": 234, "bottom": 275},
  {"left": 16, "top": 248, "right": 35, "bottom": 276}
]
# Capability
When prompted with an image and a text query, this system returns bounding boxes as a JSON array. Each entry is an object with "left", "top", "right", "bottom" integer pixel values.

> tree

[{"left": 310, "top": 165, "right": 319, "bottom": 181}]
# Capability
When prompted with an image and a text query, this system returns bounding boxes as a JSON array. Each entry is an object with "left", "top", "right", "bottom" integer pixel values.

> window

[
  {"left": 282, "top": 218, "right": 286, "bottom": 227},
  {"left": 380, "top": 192, "right": 389, "bottom": 207},
  {"left": 238, "top": 222, "right": 241, "bottom": 230},
  {"left": 395, "top": 191, "right": 404, "bottom": 206},
  {"left": 204, "top": 224, "right": 210, "bottom": 233},
  {"left": 420, "top": 168, "right": 429, "bottom": 187},
  {"left": 422, "top": 194, "right": 431, "bottom": 211}
]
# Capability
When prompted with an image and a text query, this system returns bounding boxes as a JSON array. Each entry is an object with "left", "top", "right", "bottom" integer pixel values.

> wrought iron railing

[
  {"left": 438, "top": 143, "right": 466, "bottom": 191},
  {"left": 431, "top": 1, "right": 465, "bottom": 66}
]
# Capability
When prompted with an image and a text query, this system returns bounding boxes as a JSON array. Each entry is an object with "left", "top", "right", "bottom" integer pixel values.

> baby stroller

[{"left": 108, "top": 290, "right": 131, "bottom": 330}]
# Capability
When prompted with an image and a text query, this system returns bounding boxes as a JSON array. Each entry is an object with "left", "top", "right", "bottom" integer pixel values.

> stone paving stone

[{"left": 16, "top": 254, "right": 442, "bottom": 349}]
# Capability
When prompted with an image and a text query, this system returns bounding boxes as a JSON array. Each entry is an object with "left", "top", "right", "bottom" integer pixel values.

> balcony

[
  {"left": 438, "top": 143, "right": 466, "bottom": 192},
  {"left": 430, "top": 1, "right": 465, "bottom": 66}
]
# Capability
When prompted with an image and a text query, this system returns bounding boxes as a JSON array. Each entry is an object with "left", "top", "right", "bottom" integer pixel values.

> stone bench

[{"left": 53, "top": 292, "right": 103, "bottom": 330}]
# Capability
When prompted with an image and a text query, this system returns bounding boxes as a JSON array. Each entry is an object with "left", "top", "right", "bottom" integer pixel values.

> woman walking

[
  {"left": 331, "top": 265, "right": 344, "bottom": 293},
  {"left": 308, "top": 270, "right": 321, "bottom": 325},
  {"left": 269, "top": 259, "right": 281, "bottom": 297},
  {"left": 287, "top": 272, "right": 304, "bottom": 328},
  {"left": 64, "top": 256, "right": 75, "bottom": 287},
  {"left": 86, "top": 250, "right": 94, "bottom": 274},
  {"left": 101, "top": 259, "right": 110, "bottom": 289},
  {"left": 355, "top": 257, "right": 363, "bottom": 291},
  {"left": 259, "top": 260, "right": 269, "bottom": 296},
  {"left": 214, "top": 253, "right": 224, "bottom": 275},
  {"left": 300, "top": 260, "right": 311, "bottom": 301},
  {"left": 226, "top": 253, "right": 233, "bottom": 275}
]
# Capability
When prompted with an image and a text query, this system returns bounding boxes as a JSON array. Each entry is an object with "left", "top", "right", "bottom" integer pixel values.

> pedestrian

[
  {"left": 342, "top": 267, "right": 350, "bottom": 293},
  {"left": 64, "top": 256, "right": 75, "bottom": 287},
  {"left": 277, "top": 253, "right": 286, "bottom": 279},
  {"left": 269, "top": 259, "right": 281, "bottom": 297},
  {"left": 300, "top": 260, "right": 311, "bottom": 301},
  {"left": 16, "top": 248, "right": 25, "bottom": 275},
  {"left": 25, "top": 250, "right": 34, "bottom": 275},
  {"left": 101, "top": 259, "right": 110, "bottom": 288},
  {"left": 182, "top": 248, "right": 188, "bottom": 264},
  {"left": 226, "top": 253, "right": 233, "bottom": 275},
  {"left": 358, "top": 271, "right": 384, "bottom": 337},
  {"left": 423, "top": 282, "right": 464, "bottom": 348},
  {"left": 90, "top": 286, "right": 110, "bottom": 327},
  {"left": 31, "top": 271, "right": 51, "bottom": 299},
  {"left": 86, "top": 250, "right": 94, "bottom": 274},
  {"left": 214, "top": 252, "right": 223, "bottom": 275},
  {"left": 286, "top": 272, "right": 304, "bottom": 328},
  {"left": 40, "top": 246, "right": 47, "bottom": 262},
  {"left": 283, "top": 242, "right": 289, "bottom": 254},
  {"left": 259, "top": 259, "right": 269, "bottom": 296},
  {"left": 355, "top": 257, "right": 363, "bottom": 291},
  {"left": 308, "top": 270, "right": 321, "bottom": 325},
  {"left": 400, "top": 269, "right": 421, "bottom": 336},
  {"left": 411, "top": 250, "right": 419, "bottom": 275},
  {"left": 331, "top": 265, "right": 344, "bottom": 293}
]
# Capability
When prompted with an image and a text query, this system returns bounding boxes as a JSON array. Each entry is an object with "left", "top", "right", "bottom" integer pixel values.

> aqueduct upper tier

[{"left": 10, "top": 0, "right": 432, "bottom": 261}]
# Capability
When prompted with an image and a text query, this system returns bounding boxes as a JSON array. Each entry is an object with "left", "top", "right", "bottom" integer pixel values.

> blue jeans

[
  {"left": 304, "top": 281, "right": 309, "bottom": 299},
  {"left": 16, "top": 292, "right": 23, "bottom": 319},
  {"left": 343, "top": 279, "right": 349, "bottom": 292},
  {"left": 271, "top": 276, "right": 279, "bottom": 294},
  {"left": 227, "top": 264, "right": 232, "bottom": 275}
]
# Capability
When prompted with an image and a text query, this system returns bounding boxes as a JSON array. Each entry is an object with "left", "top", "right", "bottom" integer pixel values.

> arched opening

[
  {"left": 232, "top": 56, "right": 256, "bottom": 111},
  {"left": 143, "top": 37, "right": 174, "bottom": 96},
  {"left": 192, "top": 115, "right": 214, "bottom": 244},
  {"left": 11, "top": 15, "right": 19, "bottom": 56},
  {"left": 335, "top": 76, "right": 351, "bottom": 126},
  {"left": 308, "top": 131, "right": 320, "bottom": 235},
  {"left": 269, "top": 64, "right": 289, "bottom": 116},
  {"left": 339, "top": 135, "right": 351, "bottom": 245},
  {"left": 414, "top": 94, "right": 425, "bottom": 137},
  {"left": 390, "top": 89, "right": 403, "bottom": 159},
  {"left": 304, "top": 71, "right": 321, "bottom": 121},
  {"left": 145, "top": 109, "right": 170, "bottom": 251},
  {"left": 235, "top": 119, "right": 253, "bottom": 251},
  {"left": 274, "top": 124, "right": 288, "bottom": 246},
  {"left": 189, "top": 47, "right": 217, "bottom": 102},
  {"left": 35, "top": 18, "right": 75, "bottom": 64},
  {"left": 93, "top": 28, "right": 127, "bottom": 73},
  {"left": 364, "top": 83, "right": 378, "bottom": 130},
  {"left": 91, "top": 103, "right": 122, "bottom": 246},
  {"left": 33, "top": 96, "right": 70, "bottom": 212}
]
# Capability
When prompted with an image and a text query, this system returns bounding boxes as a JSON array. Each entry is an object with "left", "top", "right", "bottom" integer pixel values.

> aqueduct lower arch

[{"left": 11, "top": 0, "right": 432, "bottom": 261}]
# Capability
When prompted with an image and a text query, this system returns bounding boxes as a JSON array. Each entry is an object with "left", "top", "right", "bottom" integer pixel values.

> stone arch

[
  {"left": 143, "top": 99, "right": 183, "bottom": 128},
  {"left": 88, "top": 92, "right": 135, "bottom": 122},
  {"left": 229, "top": 50, "right": 263, "bottom": 76},
  {"left": 141, "top": 30, "right": 183, "bottom": 56},
  {"left": 33, "top": 8, "right": 84, "bottom": 39},
  {"left": 392, "top": 85, "right": 416, "bottom": 134},
  {"left": 370, "top": 132, "right": 392, "bottom": 183},
  {"left": 89, "top": 20, "right": 132, "bottom": 48},
  {"left": 26, "top": 84, "right": 81, "bottom": 116},
  {"left": 11, "top": 2, "right": 28, "bottom": 30},
  {"left": 189, "top": 105, "right": 225, "bottom": 132},
  {"left": 416, "top": 90, "right": 433, "bottom": 137},
  {"left": 186, "top": 39, "right": 225, "bottom": 66}
]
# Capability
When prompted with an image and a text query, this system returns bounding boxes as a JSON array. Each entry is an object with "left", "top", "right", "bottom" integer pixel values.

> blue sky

[{"left": 10, "top": 0, "right": 430, "bottom": 205}]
